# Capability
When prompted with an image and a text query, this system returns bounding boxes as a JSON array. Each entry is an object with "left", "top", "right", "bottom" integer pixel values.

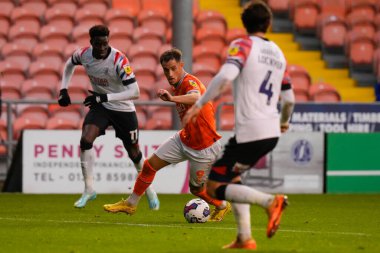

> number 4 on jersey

[{"left": 259, "top": 70, "right": 273, "bottom": 105}]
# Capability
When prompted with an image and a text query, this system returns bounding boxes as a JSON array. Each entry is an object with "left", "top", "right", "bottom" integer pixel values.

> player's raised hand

[
  {"left": 157, "top": 89, "right": 172, "bottom": 102},
  {"left": 83, "top": 90, "right": 108, "bottom": 107},
  {"left": 183, "top": 104, "right": 202, "bottom": 125},
  {"left": 58, "top": 88, "right": 71, "bottom": 107}
]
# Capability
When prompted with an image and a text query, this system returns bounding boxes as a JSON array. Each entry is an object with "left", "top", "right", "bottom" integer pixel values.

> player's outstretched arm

[{"left": 58, "top": 59, "right": 76, "bottom": 107}]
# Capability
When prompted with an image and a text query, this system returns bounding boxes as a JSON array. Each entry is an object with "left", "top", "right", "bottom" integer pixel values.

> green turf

[{"left": 0, "top": 194, "right": 379, "bottom": 253}]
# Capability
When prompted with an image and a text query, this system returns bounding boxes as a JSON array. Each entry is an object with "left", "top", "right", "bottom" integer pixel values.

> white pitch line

[{"left": 0, "top": 217, "right": 372, "bottom": 237}]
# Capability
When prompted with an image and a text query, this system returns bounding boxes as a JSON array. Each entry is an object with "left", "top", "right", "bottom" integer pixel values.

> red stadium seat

[
  {"left": 0, "top": 18, "right": 9, "bottom": 41},
  {"left": 44, "top": 3, "right": 76, "bottom": 29},
  {"left": 345, "top": 30, "right": 375, "bottom": 67},
  {"left": 78, "top": 0, "right": 110, "bottom": 13},
  {"left": 319, "top": 0, "right": 346, "bottom": 18},
  {"left": 287, "top": 64, "right": 312, "bottom": 95},
  {"left": 193, "top": 44, "right": 221, "bottom": 70},
  {"left": 219, "top": 111, "right": 234, "bottom": 131},
  {"left": 10, "top": 7, "right": 40, "bottom": 27},
  {"left": 133, "top": 63, "right": 157, "bottom": 92},
  {"left": 196, "top": 10, "right": 227, "bottom": 33},
  {"left": 145, "top": 110, "right": 172, "bottom": 130},
  {"left": 74, "top": 8, "right": 105, "bottom": 27},
  {"left": 63, "top": 43, "right": 82, "bottom": 60},
  {"left": 157, "top": 44, "right": 172, "bottom": 58},
  {"left": 13, "top": 114, "right": 47, "bottom": 140},
  {"left": 268, "top": 0, "right": 290, "bottom": 16},
  {"left": 8, "top": 22, "right": 40, "bottom": 49},
  {"left": 1, "top": 42, "right": 32, "bottom": 72},
  {"left": 28, "top": 58, "right": 62, "bottom": 84},
  {"left": 320, "top": 15, "right": 347, "bottom": 49},
  {"left": 138, "top": 9, "right": 169, "bottom": 35},
  {"left": 127, "top": 44, "right": 158, "bottom": 67},
  {"left": 192, "top": 63, "right": 218, "bottom": 86},
  {"left": 0, "top": 79, "right": 22, "bottom": 100},
  {"left": 72, "top": 24, "right": 93, "bottom": 46},
  {"left": 0, "top": 61, "right": 26, "bottom": 86},
  {"left": 346, "top": 0, "right": 376, "bottom": 20},
  {"left": 33, "top": 42, "right": 64, "bottom": 63},
  {"left": 112, "top": 0, "right": 141, "bottom": 17},
  {"left": 141, "top": 0, "right": 170, "bottom": 16},
  {"left": 293, "top": 0, "right": 321, "bottom": 33},
  {"left": 108, "top": 26, "right": 133, "bottom": 55},
  {"left": 309, "top": 82, "right": 341, "bottom": 102},
  {"left": 21, "top": 79, "right": 56, "bottom": 99},
  {"left": 18, "top": 0, "right": 48, "bottom": 17},
  {"left": 195, "top": 27, "right": 226, "bottom": 51},
  {"left": 46, "top": 116, "right": 79, "bottom": 130},
  {"left": 136, "top": 109, "right": 147, "bottom": 129},
  {"left": 133, "top": 27, "right": 164, "bottom": 52},
  {"left": 226, "top": 28, "right": 246, "bottom": 44},
  {"left": 105, "top": 8, "right": 135, "bottom": 33}
]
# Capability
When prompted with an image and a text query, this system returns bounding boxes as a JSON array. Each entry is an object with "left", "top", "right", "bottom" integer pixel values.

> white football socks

[
  {"left": 80, "top": 149, "right": 95, "bottom": 194},
  {"left": 225, "top": 184, "right": 274, "bottom": 208},
  {"left": 232, "top": 203, "right": 252, "bottom": 241}
]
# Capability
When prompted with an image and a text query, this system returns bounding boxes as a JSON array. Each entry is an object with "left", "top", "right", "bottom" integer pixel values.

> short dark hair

[
  {"left": 160, "top": 48, "right": 182, "bottom": 65},
  {"left": 89, "top": 25, "right": 109, "bottom": 38},
  {"left": 241, "top": 0, "right": 272, "bottom": 34}
]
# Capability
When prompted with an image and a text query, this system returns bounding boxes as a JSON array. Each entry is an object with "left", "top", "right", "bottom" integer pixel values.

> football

[{"left": 183, "top": 198, "right": 211, "bottom": 223}]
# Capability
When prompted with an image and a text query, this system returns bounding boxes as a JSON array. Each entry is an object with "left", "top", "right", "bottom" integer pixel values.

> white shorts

[{"left": 154, "top": 132, "right": 222, "bottom": 187}]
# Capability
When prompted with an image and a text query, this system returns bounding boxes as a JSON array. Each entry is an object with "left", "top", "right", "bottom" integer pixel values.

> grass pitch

[{"left": 0, "top": 194, "right": 379, "bottom": 253}]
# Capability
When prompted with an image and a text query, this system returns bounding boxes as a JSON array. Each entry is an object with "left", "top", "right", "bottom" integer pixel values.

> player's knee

[
  {"left": 125, "top": 143, "right": 142, "bottom": 164},
  {"left": 80, "top": 138, "right": 93, "bottom": 150}
]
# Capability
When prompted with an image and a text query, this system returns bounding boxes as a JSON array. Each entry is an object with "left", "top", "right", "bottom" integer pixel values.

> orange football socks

[{"left": 133, "top": 160, "right": 157, "bottom": 196}]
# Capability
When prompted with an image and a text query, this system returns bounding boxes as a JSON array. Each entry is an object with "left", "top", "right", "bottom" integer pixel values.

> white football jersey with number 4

[{"left": 226, "top": 35, "right": 291, "bottom": 143}]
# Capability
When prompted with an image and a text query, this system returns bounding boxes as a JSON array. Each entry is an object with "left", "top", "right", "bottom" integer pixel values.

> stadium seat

[
  {"left": 192, "top": 62, "right": 218, "bottom": 87},
  {"left": 320, "top": 15, "right": 347, "bottom": 50},
  {"left": 10, "top": 7, "right": 41, "bottom": 28},
  {"left": 138, "top": 9, "right": 169, "bottom": 35},
  {"left": 13, "top": 114, "right": 47, "bottom": 140},
  {"left": 346, "top": 0, "right": 376, "bottom": 20},
  {"left": 19, "top": 0, "right": 48, "bottom": 16},
  {"left": 319, "top": 0, "right": 346, "bottom": 18},
  {"left": 293, "top": 0, "right": 321, "bottom": 34},
  {"left": 0, "top": 79, "right": 22, "bottom": 100},
  {"left": 155, "top": 64, "right": 165, "bottom": 83},
  {"left": 141, "top": 0, "right": 170, "bottom": 16},
  {"left": 72, "top": 24, "right": 93, "bottom": 46},
  {"left": 345, "top": 30, "right": 375, "bottom": 70},
  {"left": 128, "top": 44, "right": 158, "bottom": 68},
  {"left": 133, "top": 63, "right": 157, "bottom": 92},
  {"left": 287, "top": 64, "right": 312, "bottom": 97},
  {"left": 195, "top": 27, "right": 226, "bottom": 51},
  {"left": 226, "top": 28, "right": 246, "bottom": 44},
  {"left": 0, "top": 18, "right": 9, "bottom": 41},
  {"left": 105, "top": 8, "right": 135, "bottom": 33},
  {"left": 46, "top": 116, "right": 79, "bottom": 130},
  {"left": 74, "top": 8, "right": 105, "bottom": 27},
  {"left": 373, "top": 48, "right": 380, "bottom": 79},
  {"left": 346, "top": 12, "right": 376, "bottom": 37},
  {"left": 8, "top": 22, "right": 40, "bottom": 49},
  {"left": 21, "top": 79, "right": 56, "bottom": 99},
  {"left": 33, "top": 42, "right": 64, "bottom": 63},
  {"left": 196, "top": 10, "right": 227, "bottom": 33},
  {"left": 0, "top": 61, "right": 26, "bottom": 86},
  {"left": 219, "top": 111, "right": 234, "bottom": 131},
  {"left": 0, "top": 1, "right": 14, "bottom": 20},
  {"left": 44, "top": 3, "right": 75, "bottom": 30},
  {"left": 39, "top": 24, "right": 71, "bottom": 49},
  {"left": 1, "top": 42, "right": 32, "bottom": 72},
  {"left": 78, "top": 0, "right": 110, "bottom": 13},
  {"left": 112, "top": 0, "right": 141, "bottom": 17},
  {"left": 133, "top": 27, "right": 164, "bottom": 52},
  {"left": 193, "top": 44, "right": 221, "bottom": 70},
  {"left": 108, "top": 26, "right": 133, "bottom": 55},
  {"left": 28, "top": 58, "right": 62, "bottom": 85},
  {"left": 157, "top": 43, "right": 172, "bottom": 58},
  {"left": 145, "top": 110, "right": 172, "bottom": 130},
  {"left": 268, "top": 0, "right": 290, "bottom": 17},
  {"left": 63, "top": 43, "right": 81, "bottom": 60},
  {"left": 135, "top": 109, "right": 147, "bottom": 129},
  {"left": 309, "top": 82, "right": 341, "bottom": 102}
]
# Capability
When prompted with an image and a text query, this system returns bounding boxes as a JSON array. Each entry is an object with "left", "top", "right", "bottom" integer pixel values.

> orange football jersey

[{"left": 173, "top": 74, "right": 221, "bottom": 150}]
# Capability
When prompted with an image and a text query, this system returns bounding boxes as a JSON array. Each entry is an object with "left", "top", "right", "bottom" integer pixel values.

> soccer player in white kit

[
  {"left": 184, "top": 1, "right": 295, "bottom": 250},
  {"left": 58, "top": 25, "right": 159, "bottom": 210}
]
